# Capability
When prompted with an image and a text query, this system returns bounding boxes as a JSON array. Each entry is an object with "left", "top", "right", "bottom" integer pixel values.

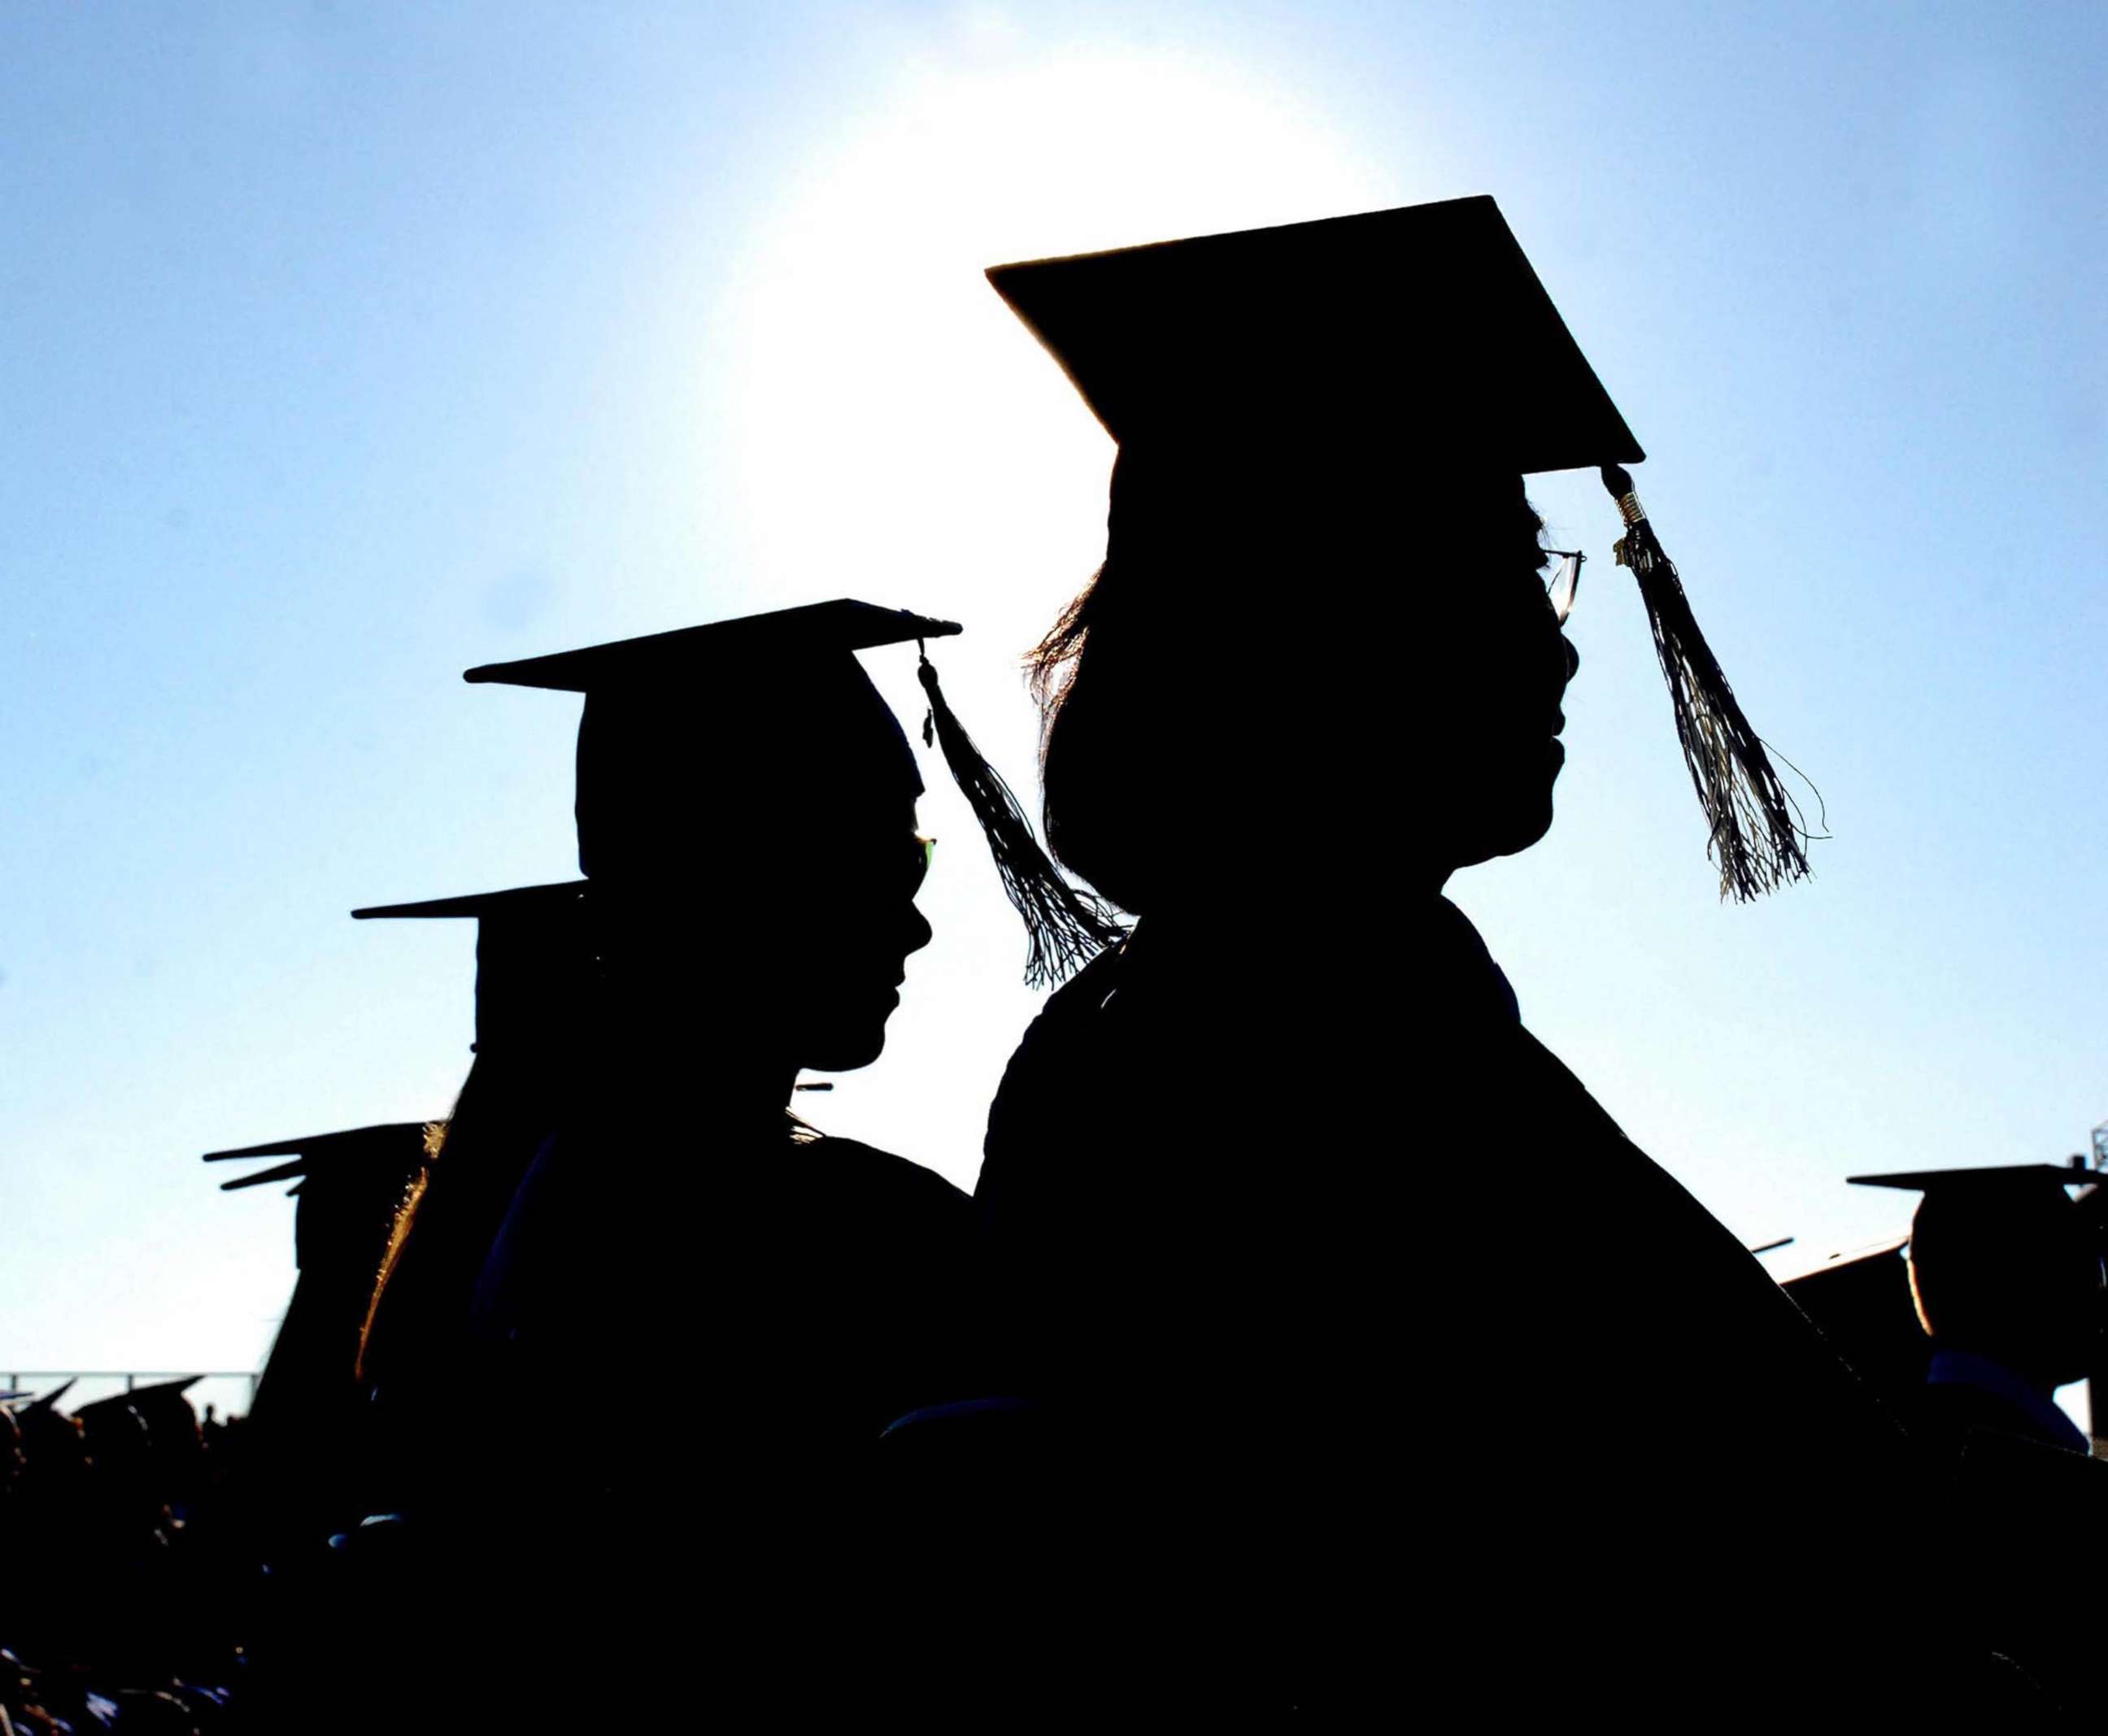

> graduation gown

[
  {"left": 468, "top": 1116, "right": 972, "bottom": 1469},
  {"left": 380, "top": 1112, "right": 971, "bottom": 1725},
  {"left": 964, "top": 898, "right": 2004, "bottom": 1715}
]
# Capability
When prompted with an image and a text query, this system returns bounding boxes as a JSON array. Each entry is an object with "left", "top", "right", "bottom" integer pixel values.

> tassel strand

[
  {"left": 1601, "top": 463, "right": 1814, "bottom": 902},
  {"left": 918, "top": 647, "right": 1130, "bottom": 986}
]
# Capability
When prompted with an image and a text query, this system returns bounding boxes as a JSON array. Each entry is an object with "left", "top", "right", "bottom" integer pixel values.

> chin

[
  {"left": 800, "top": 1023, "right": 891, "bottom": 1074},
  {"left": 1451, "top": 794, "right": 1557, "bottom": 871}
]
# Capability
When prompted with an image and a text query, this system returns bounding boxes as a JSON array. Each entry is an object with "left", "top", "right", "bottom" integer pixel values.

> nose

[{"left": 904, "top": 902, "right": 934, "bottom": 958}]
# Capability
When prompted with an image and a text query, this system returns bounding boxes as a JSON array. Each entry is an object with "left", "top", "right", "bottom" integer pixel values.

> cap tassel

[
  {"left": 1600, "top": 463, "right": 1813, "bottom": 902},
  {"left": 917, "top": 646, "right": 1129, "bottom": 987}
]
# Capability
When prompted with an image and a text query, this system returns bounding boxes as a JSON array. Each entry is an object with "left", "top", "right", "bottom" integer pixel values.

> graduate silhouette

[
  {"left": 926, "top": 198, "right": 2022, "bottom": 1717},
  {"left": 348, "top": 602, "right": 1003, "bottom": 1724},
  {"left": 1853, "top": 1163, "right": 2106, "bottom": 1455}
]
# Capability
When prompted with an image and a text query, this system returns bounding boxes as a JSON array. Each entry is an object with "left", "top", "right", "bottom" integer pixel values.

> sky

[{"left": 3, "top": 1, "right": 2106, "bottom": 1423}]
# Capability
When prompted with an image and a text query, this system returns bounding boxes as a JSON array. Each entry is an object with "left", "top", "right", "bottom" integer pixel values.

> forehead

[{"left": 576, "top": 670, "right": 924, "bottom": 877}]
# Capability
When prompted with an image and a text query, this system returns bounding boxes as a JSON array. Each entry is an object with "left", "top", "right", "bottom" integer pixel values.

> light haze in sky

[{"left": 4, "top": 2, "right": 2106, "bottom": 1421}]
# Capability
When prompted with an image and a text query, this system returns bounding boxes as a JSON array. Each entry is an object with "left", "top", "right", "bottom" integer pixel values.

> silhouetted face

[
  {"left": 582, "top": 672, "right": 934, "bottom": 1073},
  {"left": 1420, "top": 483, "right": 1579, "bottom": 873},
  {"left": 769, "top": 794, "right": 935, "bottom": 1072},
  {"left": 1039, "top": 461, "right": 1577, "bottom": 912}
]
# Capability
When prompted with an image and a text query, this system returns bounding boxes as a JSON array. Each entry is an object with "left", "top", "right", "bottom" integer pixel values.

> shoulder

[
  {"left": 988, "top": 944, "right": 1131, "bottom": 1113},
  {"left": 800, "top": 1135, "right": 971, "bottom": 1222},
  {"left": 1017, "top": 942, "right": 1132, "bottom": 1046},
  {"left": 1505, "top": 1032, "right": 1890, "bottom": 1405},
  {"left": 976, "top": 943, "right": 1136, "bottom": 1219}
]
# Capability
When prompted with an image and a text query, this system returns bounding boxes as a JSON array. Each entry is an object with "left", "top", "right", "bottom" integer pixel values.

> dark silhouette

[
  {"left": 912, "top": 199, "right": 2005, "bottom": 1716},
  {"left": 332, "top": 601, "right": 992, "bottom": 1721},
  {"left": 349, "top": 881, "right": 595, "bottom": 1517},
  {"left": 206, "top": 1124, "right": 433, "bottom": 1551},
  {"left": 1, "top": 1379, "right": 239, "bottom": 1728},
  {"left": 1850, "top": 1163, "right": 2105, "bottom": 1455},
  {"left": 1840, "top": 1166, "right": 2108, "bottom": 1707},
  {"left": 1779, "top": 1233, "right": 1932, "bottom": 1397}
]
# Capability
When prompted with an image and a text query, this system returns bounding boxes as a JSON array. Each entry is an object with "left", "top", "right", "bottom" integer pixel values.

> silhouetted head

[
  {"left": 986, "top": 201, "right": 1640, "bottom": 919},
  {"left": 468, "top": 603, "right": 956, "bottom": 1074},
  {"left": 572, "top": 631, "right": 934, "bottom": 1074},
  {"left": 1033, "top": 447, "right": 1575, "bottom": 915},
  {"left": 699, "top": 756, "right": 935, "bottom": 1073},
  {"left": 577, "top": 678, "right": 940, "bottom": 1070},
  {"left": 16, "top": 1398, "right": 89, "bottom": 1480},
  {"left": 1906, "top": 1177, "right": 2105, "bottom": 1392}
]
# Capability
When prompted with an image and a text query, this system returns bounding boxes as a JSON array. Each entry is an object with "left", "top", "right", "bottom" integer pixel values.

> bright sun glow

[{"left": 713, "top": 46, "right": 1397, "bottom": 618}]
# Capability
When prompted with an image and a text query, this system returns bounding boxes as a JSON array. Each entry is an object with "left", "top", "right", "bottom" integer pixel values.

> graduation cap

[
  {"left": 351, "top": 881, "right": 591, "bottom": 1058},
  {"left": 1848, "top": 1163, "right": 2105, "bottom": 1264},
  {"left": 988, "top": 196, "right": 1811, "bottom": 901},
  {"left": 1849, "top": 1162, "right": 2107, "bottom": 1260},
  {"left": 207, "top": 1124, "right": 433, "bottom": 1270},
  {"left": 73, "top": 1377, "right": 203, "bottom": 1448},
  {"left": 465, "top": 598, "right": 1122, "bottom": 986},
  {"left": 208, "top": 1123, "right": 434, "bottom": 1188},
  {"left": 1852, "top": 1163, "right": 2106, "bottom": 1355},
  {"left": 1849, "top": 1163, "right": 2102, "bottom": 1199},
  {"left": 75, "top": 1374, "right": 201, "bottom": 1409},
  {"left": 20, "top": 1377, "right": 75, "bottom": 1416}
]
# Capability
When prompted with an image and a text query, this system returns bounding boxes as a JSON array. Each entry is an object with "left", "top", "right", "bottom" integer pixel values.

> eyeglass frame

[{"left": 1544, "top": 548, "right": 1584, "bottom": 625}]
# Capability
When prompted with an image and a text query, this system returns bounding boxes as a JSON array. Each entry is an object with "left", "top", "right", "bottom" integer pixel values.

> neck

[{"left": 594, "top": 968, "right": 800, "bottom": 1116}]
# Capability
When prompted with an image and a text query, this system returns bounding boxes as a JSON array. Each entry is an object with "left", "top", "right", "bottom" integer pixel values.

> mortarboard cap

[
  {"left": 990, "top": 198, "right": 1812, "bottom": 902},
  {"left": 1849, "top": 1163, "right": 2103, "bottom": 1254},
  {"left": 1853, "top": 1164, "right": 2106, "bottom": 1371},
  {"left": 73, "top": 1375, "right": 203, "bottom": 1436},
  {"left": 468, "top": 602, "right": 948, "bottom": 884},
  {"left": 467, "top": 600, "right": 1122, "bottom": 985},
  {"left": 208, "top": 1124, "right": 433, "bottom": 1270},
  {"left": 1850, "top": 1162, "right": 2106, "bottom": 1252},
  {"left": 207, "top": 1123, "right": 433, "bottom": 1185},
  {"left": 466, "top": 598, "right": 960, "bottom": 694},
  {"left": 1849, "top": 1163, "right": 2101, "bottom": 1200},
  {"left": 21, "top": 1377, "right": 76, "bottom": 1415},
  {"left": 76, "top": 1374, "right": 202, "bottom": 1406},
  {"left": 987, "top": 195, "right": 1641, "bottom": 472},
  {"left": 352, "top": 881, "right": 592, "bottom": 1058},
  {"left": 1852, "top": 1162, "right": 2101, "bottom": 1259}
]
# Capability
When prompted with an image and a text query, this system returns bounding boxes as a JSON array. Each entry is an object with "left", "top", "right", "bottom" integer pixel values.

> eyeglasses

[
  {"left": 908, "top": 833, "right": 937, "bottom": 896},
  {"left": 1544, "top": 549, "right": 1584, "bottom": 625}
]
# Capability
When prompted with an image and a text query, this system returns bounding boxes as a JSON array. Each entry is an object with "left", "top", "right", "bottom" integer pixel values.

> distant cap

[
  {"left": 206, "top": 1123, "right": 433, "bottom": 1186},
  {"left": 986, "top": 195, "right": 1641, "bottom": 473},
  {"left": 1858, "top": 1165, "right": 2106, "bottom": 1368},
  {"left": 1849, "top": 1164, "right": 2099, "bottom": 1195},
  {"left": 353, "top": 881, "right": 592, "bottom": 1056},
  {"left": 207, "top": 1124, "right": 433, "bottom": 1271},
  {"left": 72, "top": 1374, "right": 202, "bottom": 1411},
  {"left": 464, "top": 599, "right": 960, "bottom": 693},
  {"left": 1850, "top": 1164, "right": 2100, "bottom": 1265},
  {"left": 74, "top": 1377, "right": 203, "bottom": 1447},
  {"left": 465, "top": 601, "right": 955, "bottom": 881},
  {"left": 21, "top": 1378, "right": 76, "bottom": 1415}
]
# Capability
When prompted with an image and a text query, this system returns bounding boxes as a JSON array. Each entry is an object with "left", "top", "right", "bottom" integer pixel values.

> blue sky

[{"left": 4, "top": 2, "right": 2105, "bottom": 1416}]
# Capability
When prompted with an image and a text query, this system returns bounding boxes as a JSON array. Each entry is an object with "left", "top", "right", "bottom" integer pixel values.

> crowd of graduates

[
  {"left": 16, "top": 199, "right": 2108, "bottom": 1722},
  {"left": 0, "top": 1385, "right": 242, "bottom": 1733}
]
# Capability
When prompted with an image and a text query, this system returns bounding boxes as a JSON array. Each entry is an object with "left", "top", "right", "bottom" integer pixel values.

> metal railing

[{"left": 3, "top": 1370, "right": 259, "bottom": 1409}]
